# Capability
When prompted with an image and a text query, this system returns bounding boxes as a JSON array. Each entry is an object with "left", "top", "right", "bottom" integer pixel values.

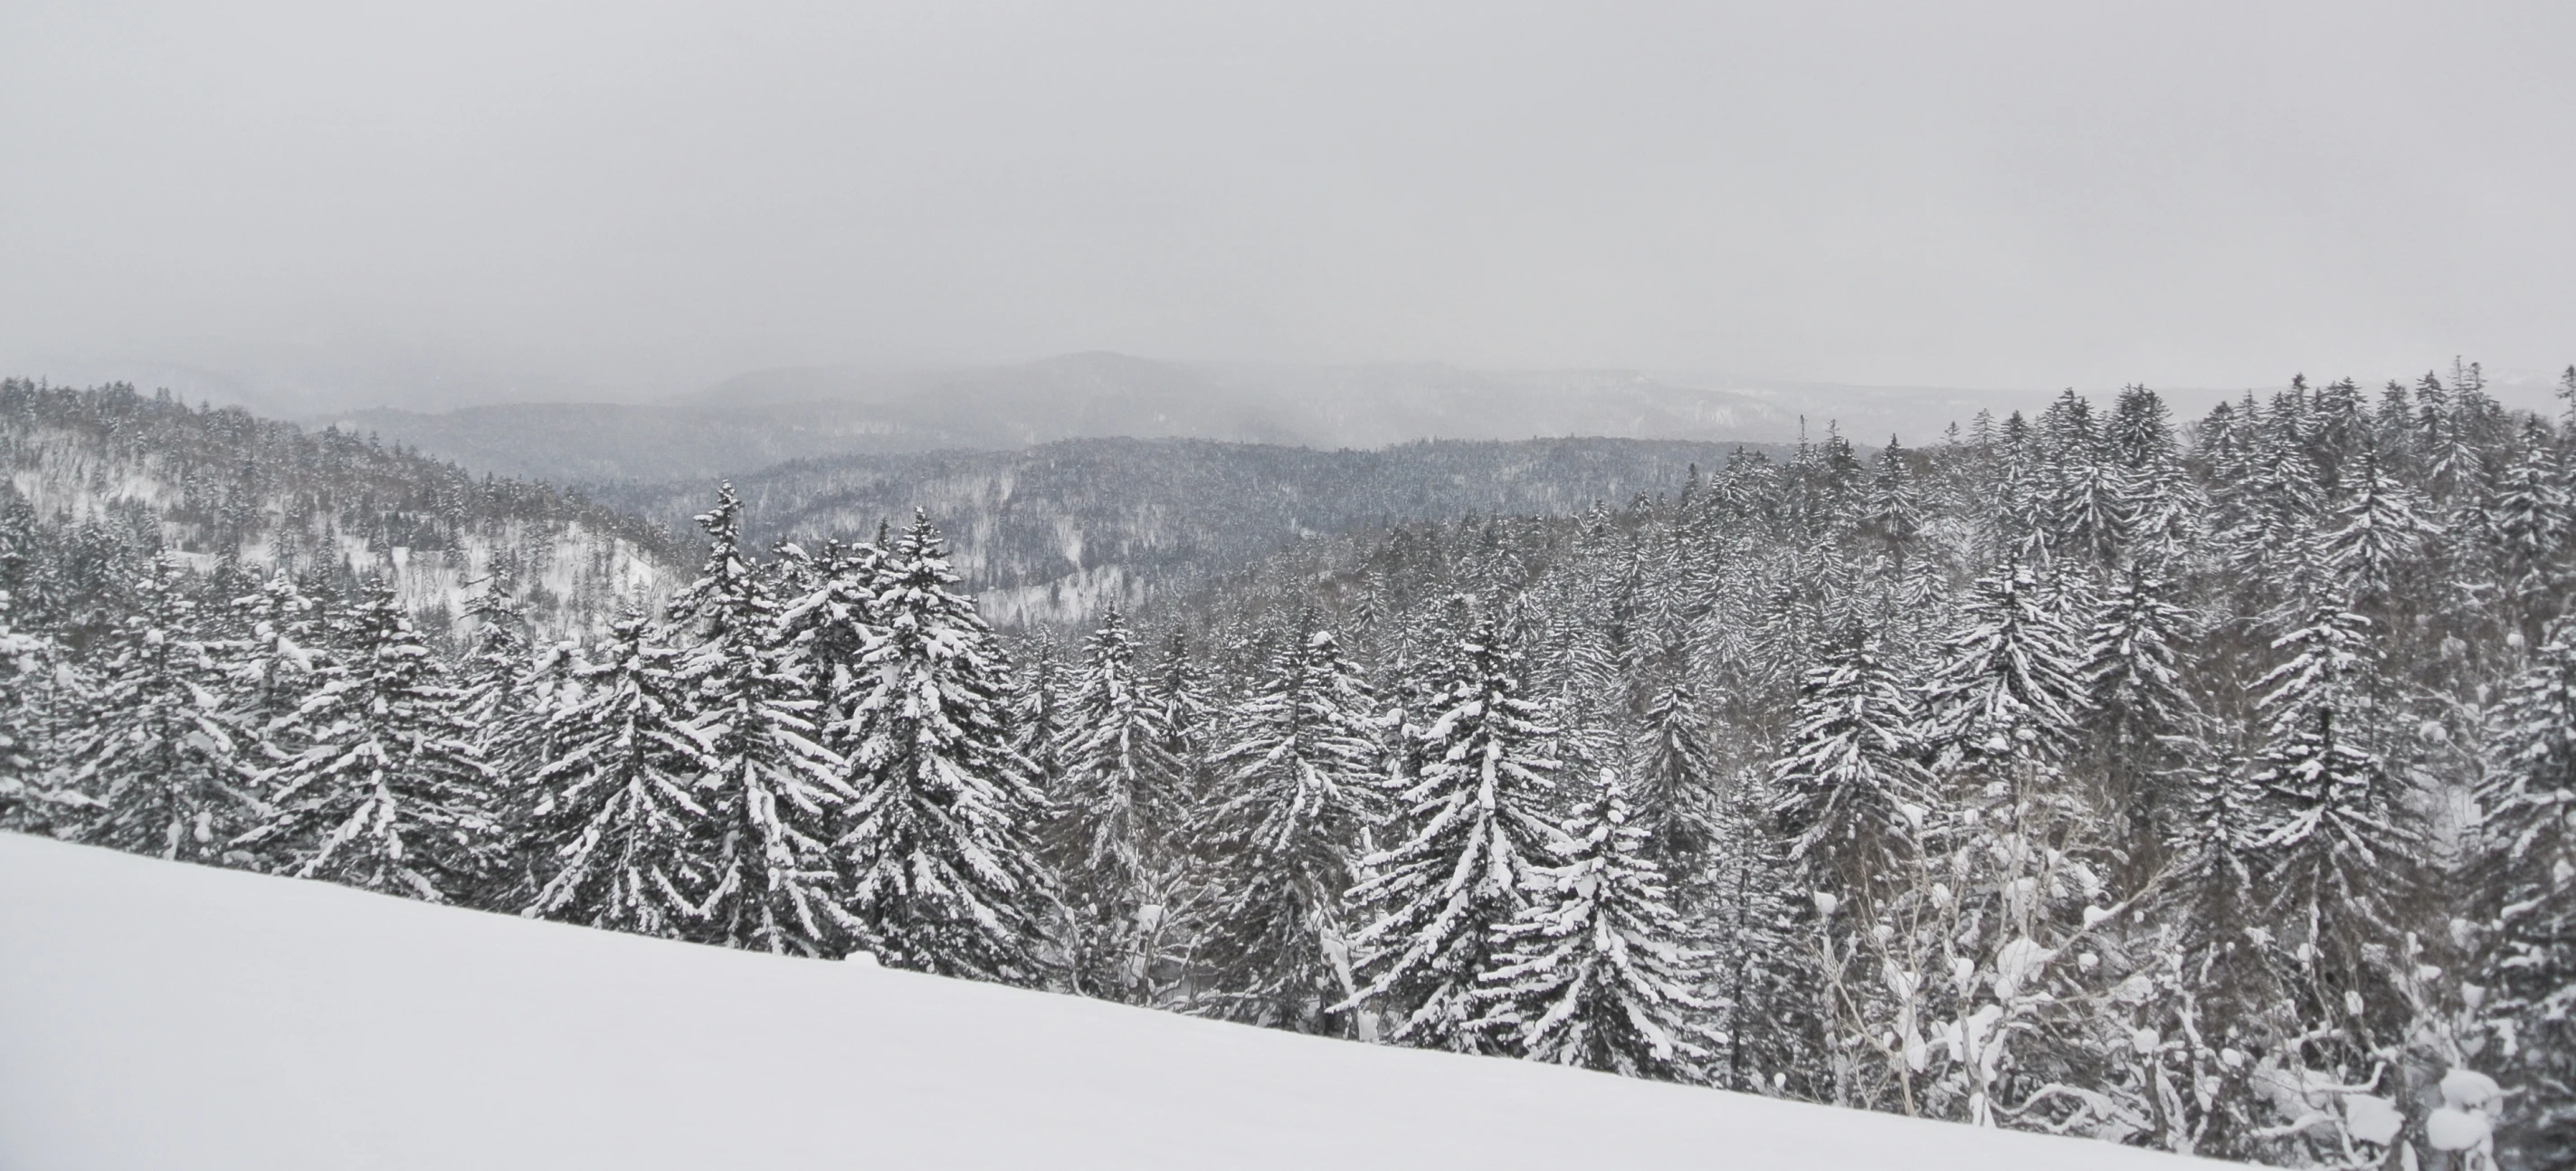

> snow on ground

[{"left": 0, "top": 834, "right": 2219, "bottom": 1170}]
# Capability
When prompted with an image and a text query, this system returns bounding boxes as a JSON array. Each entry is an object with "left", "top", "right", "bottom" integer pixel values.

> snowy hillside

[{"left": 0, "top": 833, "right": 2212, "bottom": 1171}]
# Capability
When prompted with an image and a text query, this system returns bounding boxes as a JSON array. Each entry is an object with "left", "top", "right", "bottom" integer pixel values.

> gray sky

[{"left": 3, "top": 1, "right": 2571, "bottom": 406}]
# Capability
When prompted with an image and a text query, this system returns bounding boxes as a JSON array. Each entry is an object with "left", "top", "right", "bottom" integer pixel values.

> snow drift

[{"left": 0, "top": 833, "right": 2216, "bottom": 1169}]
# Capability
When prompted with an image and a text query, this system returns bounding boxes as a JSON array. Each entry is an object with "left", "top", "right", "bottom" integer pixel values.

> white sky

[{"left": 2, "top": 1, "right": 2571, "bottom": 404}]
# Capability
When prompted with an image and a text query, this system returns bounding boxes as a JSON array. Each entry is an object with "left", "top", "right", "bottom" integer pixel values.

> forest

[{"left": 1, "top": 367, "right": 2571, "bottom": 1168}]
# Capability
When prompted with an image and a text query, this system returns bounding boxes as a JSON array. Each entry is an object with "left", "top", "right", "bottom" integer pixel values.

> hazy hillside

[
  {"left": 328, "top": 353, "right": 1839, "bottom": 483},
  {"left": 0, "top": 379, "right": 680, "bottom": 639},
  {"left": 601, "top": 435, "right": 1771, "bottom": 625}
]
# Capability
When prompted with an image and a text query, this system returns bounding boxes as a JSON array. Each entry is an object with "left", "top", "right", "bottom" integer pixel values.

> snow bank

[{"left": 0, "top": 834, "right": 2217, "bottom": 1170}]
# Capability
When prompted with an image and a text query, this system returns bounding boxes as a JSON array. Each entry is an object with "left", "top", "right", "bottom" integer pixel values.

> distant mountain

[
  {"left": 598, "top": 435, "right": 1775, "bottom": 625},
  {"left": 327, "top": 354, "right": 1849, "bottom": 483}
]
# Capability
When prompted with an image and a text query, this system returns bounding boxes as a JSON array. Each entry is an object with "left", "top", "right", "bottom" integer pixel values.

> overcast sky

[{"left": 2, "top": 1, "right": 2571, "bottom": 406}]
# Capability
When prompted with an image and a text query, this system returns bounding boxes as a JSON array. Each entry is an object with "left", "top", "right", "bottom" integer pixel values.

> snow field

[{"left": 0, "top": 833, "right": 2223, "bottom": 1170}]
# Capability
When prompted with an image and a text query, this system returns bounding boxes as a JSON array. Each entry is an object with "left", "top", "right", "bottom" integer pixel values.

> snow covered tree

[
  {"left": 833, "top": 512, "right": 1056, "bottom": 984},
  {"left": 522, "top": 610, "right": 715, "bottom": 938},
  {"left": 1770, "top": 626, "right": 1932, "bottom": 901},
  {"left": 1011, "top": 630, "right": 1071, "bottom": 792},
  {"left": 2079, "top": 562, "right": 2201, "bottom": 869},
  {"left": 1193, "top": 626, "right": 1386, "bottom": 1033},
  {"left": 1921, "top": 561, "right": 2089, "bottom": 776},
  {"left": 233, "top": 578, "right": 496, "bottom": 900},
  {"left": 0, "top": 586, "right": 71, "bottom": 833},
  {"left": 2476, "top": 618, "right": 2576, "bottom": 1153},
  {"left": 2321, "top": 443, "right": 2435, "bottom": 613},
  {"left": 2248, "top": 595, "right": 2420, "bottom": 1067},
  {"left": 1344, "top": 613, "right": 1561, "bottom": 1052},
  {"left": 1051, "top": 604, "right": 1186, "bottom": 999},
  {"left": 1471, "top": 770, "right": 1718, "bottom": 1081},
  {"left": 669, "top": 483, "right": 849, "bottom": 956},
  {"left": 1630, "top": 675, "right": 1719, "bottom": 861},
  {"left": 66, "top": 557, "right": 250, "bottom": 862}
]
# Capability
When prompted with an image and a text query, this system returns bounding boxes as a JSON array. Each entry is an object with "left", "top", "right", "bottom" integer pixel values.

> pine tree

[
  {"left": 1051, "top": 604, "right": 1185, "bottom": 999},
  {"left": 1344, "top": 613, "right": 1561, "bottom": 1051},
  {"left": 233, "top": 578, "right": 496, "bottom": 900},
  {"left": 2476, "top": 618, "right": 2576, "bottom": 1151},
  {"left": 833, "top": 512, "right": 1055, "bottom": 984},
  {"left": 522, "top": 610, "right": 715, "bottom": 937},
  {"left": 669, "top": 484, "right": 849, "bottom": 956},
  {"left": 1194, "top": 626, "right": 1386, "bottom": 1033},
  {"left": 1471, "top": 771, "right": 1718, "bottom": 1079},
  {"left": 2322, "top": 443, "right": 2435, "bottom": 611},
  {"left": 67, "top": 557, "right": 251, "bottom": 862},
  {"left": 1012, "top": 630, "right": 1071, "bottom": 793}
]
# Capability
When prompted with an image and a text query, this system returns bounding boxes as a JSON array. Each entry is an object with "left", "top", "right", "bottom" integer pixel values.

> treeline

[{"left": 2, "top": 367, "right": 2571, "bottom": 1167}]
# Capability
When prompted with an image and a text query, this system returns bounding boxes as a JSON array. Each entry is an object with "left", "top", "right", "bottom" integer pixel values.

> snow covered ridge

[{"left": 0, "top": 833, "right": 2216, "bottom": 1171}]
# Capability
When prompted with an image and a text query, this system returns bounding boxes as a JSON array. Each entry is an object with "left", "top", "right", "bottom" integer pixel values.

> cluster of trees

[{"left": 4, "top": 366, "right": 2571, "bottom": 1167}]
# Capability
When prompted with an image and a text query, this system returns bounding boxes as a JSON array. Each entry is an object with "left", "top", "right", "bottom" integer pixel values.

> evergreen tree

[
  {"left": 833, "top": 512, "right": 1055, "bottom": 984},
  {"left": 2476, "top": 618, "right": 2576, "bottom": 1153},
  {"left": 233, "top": 578, "right": 496, "bottom": 900},
  {"left": 669, "top": 484, "right": 848, "bottom": 956},
  {"left": 1770, "top": 626, "right": 1932, "bottom": 900},
  {"left": 0, "top": 586, "right": 70, "bottom": 833},
  {"left": 2248, "top": 595, "right": 2418, "bottom": 1064},
  {"left": 1630, "top": 675, "right": 1719, "bottom": 860},
  {"left": 1920, "top": 561, "right": 2089, "bottom": 776},
  {"left": 67, "top": 557, "right": 250, "bottom": 862},
  {"left": 523, "top": 610, "right": 715, "bottom": 937},
  {"left": 1344, "top": 613, "right": 1561, "bottom": 1051},
  {"left": 1052, "top": 604, "right": 1185, "bottom": 998},
  {"left": 2079, "top": 562, "right": 2201, "bottom": 866},
  {"left": 1471, "top": 771, "right": 1718, "bottom": 1079},
  {"left": 1194, "top": 626, "right": 1386, "bottom": 1033}
]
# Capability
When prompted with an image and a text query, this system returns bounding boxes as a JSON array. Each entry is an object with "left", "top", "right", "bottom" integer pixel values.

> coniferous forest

[{"left": 5, "top": 367, "right": 2574, "bottom": 1167}]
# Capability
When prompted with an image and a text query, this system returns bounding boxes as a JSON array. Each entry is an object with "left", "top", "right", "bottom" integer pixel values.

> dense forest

[
  {"left": 2, "top": 367, "right": 2571, "bottom": 1168},
  {"left": 598, "top": 434, "right": 1757, "bottom": 625}
]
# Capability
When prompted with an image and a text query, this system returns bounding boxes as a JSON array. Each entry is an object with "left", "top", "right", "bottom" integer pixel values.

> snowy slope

[{"left": 0, "top": 834, "right": 2219, "bottom": 1170}]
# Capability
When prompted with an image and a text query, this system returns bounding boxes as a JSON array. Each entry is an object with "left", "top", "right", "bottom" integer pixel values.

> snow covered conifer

[
  {"left": 1344, "top": 612, "right": 1562, "bottom": 1051},
  {"left": 522, "top": 609, "right": 715, "bottom": 937},
  {"left": 1471, "top": 770, "right": 1717, "bottom": 1080},
  {"left": 67, "top": 557, "right": 250, "bottom": 862},
  {"left": 2476, "top": 618, "right": 2576, "bottom": 1145},
  {"left": 1052, "top": 604, "right": 1186, "bottom": 998},
  {"left": 2079, "top": 561, "right": 2201, "bottom": 864},
  {"left": 233, "top": 578, "right": 496, "bottom": 900},
  {"left": 834, "top": 511, "right": 1056, "bottom": 984},
  {"left": 0, "top": 587, "right": 70, "bottom": 833},
  {"left": 1769, "top": 626, "right": 1932, "bottom": 899},
  {"left": 1920, "top": 560, "right": 2088, "bottom": 774},
  {"left": 1630, "top": 675, "right": 1718, "bottom": 860},
  {"left": 668, "top": 483, "right": 849, "bottom": 955},
  {"left": 2248, "top": 594, "right": 2419, "bottom": 1056},
  {"left": 1194, "top": 625, "right": 1386, "bottom": 1033}
]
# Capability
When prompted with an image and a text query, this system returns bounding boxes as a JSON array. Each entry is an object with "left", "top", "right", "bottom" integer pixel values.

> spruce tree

[
  {"left": 1471, "top": 771, "right": 1718, "bottom": 1080},
  {"left": 833, "top": 512, "right": 1055, "bottom": 984},
  {"left": 67, "top": 557, "right": 250, "bottom": 862},
  {"left": 2476, "top": 618, "right": 2576, "bottom": 1151},
  {"left": 1630, "top": 675, "right": 1718, "bottom": 860},
  {"left": 1770, "top": 626, "right": 1932, "bottom": 900},
  {"left": 234, "top": 578, "right": 496, "bottom": 900},
  {"left": 670, "top": 484, "right": 849, "bottom": 956},
  {"left": 2248, "top": 595, "right": 2418, "bottom": 1065},
  {"left": 1194, "top": 626, "right": 1386, "bottom": 1033},
  {"left": 1344, "top": 613, "right": 1561, "bottom": 1051},
  {"left": 1051, "top": 604, "right": 1185, "bottom": 998},
  {"left": 523, "top": 610, "right": 715, "bottom": 937}
]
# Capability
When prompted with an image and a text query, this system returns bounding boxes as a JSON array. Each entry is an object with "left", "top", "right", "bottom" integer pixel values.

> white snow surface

[{"left": 0, "top": 833, "right": 2219, "bottom": 1170}]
